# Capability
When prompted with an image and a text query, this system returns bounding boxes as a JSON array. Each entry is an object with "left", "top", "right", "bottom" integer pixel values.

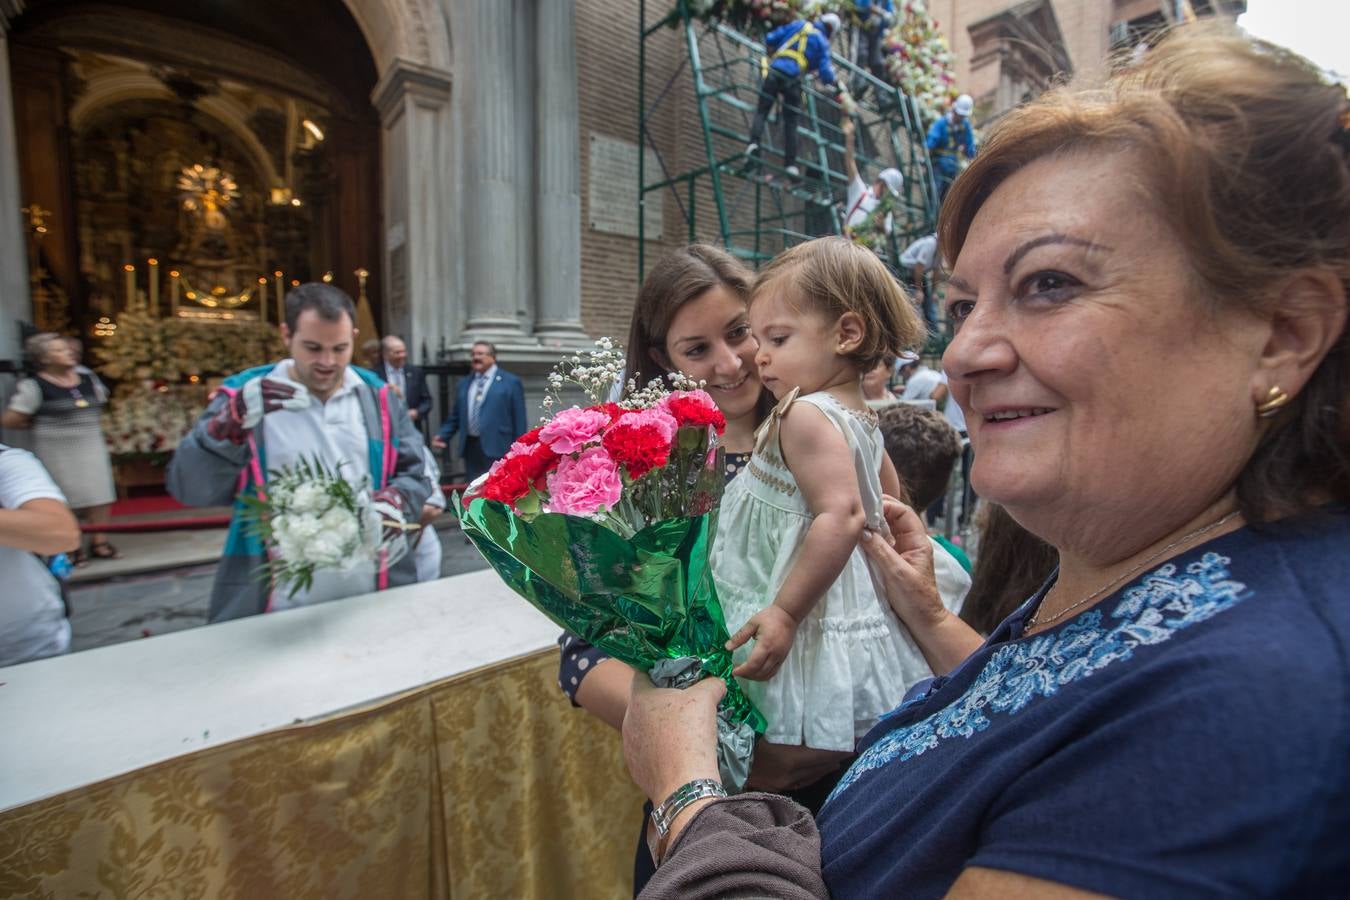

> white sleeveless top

[{"left": 711, "top": 390, "right": 935, "bottom": 751}]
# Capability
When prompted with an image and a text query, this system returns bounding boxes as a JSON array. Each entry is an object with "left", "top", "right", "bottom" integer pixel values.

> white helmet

[
  {"left": 953, "top": 94, "right": 974, "bottom": 117},
  {"left": 819, "top": 13, "right": 842, "bottom": 35},
  {"left": 878, "top": 168, "right": 904, "bottom": 198}
]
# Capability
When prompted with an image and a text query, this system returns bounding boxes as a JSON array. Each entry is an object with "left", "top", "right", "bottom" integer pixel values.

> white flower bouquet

[{"left": 240, "top": 455, "right": 411, "bottom": 598}]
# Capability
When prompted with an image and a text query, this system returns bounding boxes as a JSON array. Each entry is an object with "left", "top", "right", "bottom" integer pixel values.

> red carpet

[
  {"left": 110, "top": 493, "right": 188, "bottom": 518},
  {"left": 109, "top": 485, "right": 466, "bottom": 520}
]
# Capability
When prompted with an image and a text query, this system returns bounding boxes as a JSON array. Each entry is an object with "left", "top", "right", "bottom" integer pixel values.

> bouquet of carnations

[
  {"left": 460, "top": 339, "right": 765, "bottom": 789},
  {"left": 240, "top": 455, "right": 411, "bottom": 599}
]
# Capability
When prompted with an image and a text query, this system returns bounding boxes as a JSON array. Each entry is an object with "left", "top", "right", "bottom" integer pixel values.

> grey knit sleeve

[{"left": 640, "top": 794, "right": 829, "bottom": 900}]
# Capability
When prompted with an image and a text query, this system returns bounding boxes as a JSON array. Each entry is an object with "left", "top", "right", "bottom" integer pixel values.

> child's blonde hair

[{"left": 752, "top": 237, "right": 925, "bottom": 371}]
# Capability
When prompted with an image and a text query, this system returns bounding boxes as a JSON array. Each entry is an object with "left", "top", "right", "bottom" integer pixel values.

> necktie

[{"left": 469, "top": 375, "right": 487, "bottom": 435}]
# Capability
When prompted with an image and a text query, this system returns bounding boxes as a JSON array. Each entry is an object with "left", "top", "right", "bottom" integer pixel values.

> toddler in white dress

[{"left": 713, "top": 237, "right": 934, "bottom": 752}]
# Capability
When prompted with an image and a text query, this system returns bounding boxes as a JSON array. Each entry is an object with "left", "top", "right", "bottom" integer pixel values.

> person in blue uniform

[
  {"left": 851, "top": 1, "right": 894, "bottom": 98},
  {"left": 746, "top": 13, "right": 842, "bottom": 179},
  {"left": 925, "top": 93, "right": 977, "bottom": 203}
]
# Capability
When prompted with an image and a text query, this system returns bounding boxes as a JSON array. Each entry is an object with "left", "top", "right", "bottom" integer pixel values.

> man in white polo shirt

[
  {"left": 0, "top": 444, "right": 80, "bottom": 666},
  {"left": 899, "top": 232, "right": 939, "bottom": 331},
  {"left": 898, "top": 351, "right": 948, "bottom": 408},
  {"left": 169, "top": 283, "right": 430, "bottom": 622}
]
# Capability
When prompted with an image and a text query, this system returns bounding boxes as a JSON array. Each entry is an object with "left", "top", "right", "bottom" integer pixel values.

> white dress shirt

[
  {"left": 467, "top": 365, "right": 498, "bottom": 437},
  {"left": 384, "top": 363, "right": 407, "bottom": 397}
]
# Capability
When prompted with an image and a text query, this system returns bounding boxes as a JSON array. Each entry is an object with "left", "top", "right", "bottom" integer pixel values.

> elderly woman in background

[
  {"left": 622, "top": 24, "right": 1350, "bottom": 898},
  {"left": 2, "top": 332, "right": 118, "bottom": 563}
]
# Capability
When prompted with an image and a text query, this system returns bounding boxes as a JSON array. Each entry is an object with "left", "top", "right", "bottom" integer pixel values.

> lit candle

[
  {"left": 274, "top": 270, "right": 284, "bottom": 323},
  {"left": 123, "top": 264, "right": 136, "bottom": 311},
  {"left": 147, "top": 258, "right": 159, "bottom": 316},
  {"left": 257, "top": 277, "right": 268, "bottom": 324},
  {"left": 169, "top": 270, "right": 180, "bottom": 315}
]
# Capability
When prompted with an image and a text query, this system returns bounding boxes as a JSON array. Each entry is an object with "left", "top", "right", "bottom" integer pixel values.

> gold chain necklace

[{"left": 1026, "top": 510, "right": 1242, "bottom": 633}]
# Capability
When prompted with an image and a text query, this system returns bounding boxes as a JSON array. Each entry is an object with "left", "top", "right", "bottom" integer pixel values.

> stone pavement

[
  {"left": 67, "top": 516, "right": 490, "bottom": 654},
  {"left": 69, "top": 527, "right": 227, "bottom": 584}
]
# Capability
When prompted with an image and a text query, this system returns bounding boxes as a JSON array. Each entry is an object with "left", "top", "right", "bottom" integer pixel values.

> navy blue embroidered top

[{"left": 817, "top": 510, "right": 1350, "bottom": 898}]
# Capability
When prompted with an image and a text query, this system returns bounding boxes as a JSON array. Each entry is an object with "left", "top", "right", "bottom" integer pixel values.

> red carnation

[
  {"left": 602, "top": 421, "right": 672, "bottom": 480},
  {"left": 480, "top": 457, "right": 531, "bottom": 504},
  {"left": 479, "top": 442, "right": 558, "bottom": 506},
  {"left": 523, "top": 442, "right": 559, "bottom": 489},
  {"left": 516, "top": 425, "right": 544, "bottom": 446},
  {"left": 659, "top": 390, "right": 726, "bottom": 435}
]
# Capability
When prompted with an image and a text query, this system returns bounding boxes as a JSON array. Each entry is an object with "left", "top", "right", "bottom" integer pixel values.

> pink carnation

[
  {"left": 538, "top": 407, "right": 611, "bottom": 454},
  {"left": 545, "top": 447, "right": 623, "bottom": 516}
]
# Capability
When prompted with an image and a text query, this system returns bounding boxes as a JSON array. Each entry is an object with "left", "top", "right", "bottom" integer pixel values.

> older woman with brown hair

[
  {"left": 621, "top": 24, "right": 1350, "bottom": 898},
  {"left": 2, "top": 332, "right": 118, "bottom": 563}
]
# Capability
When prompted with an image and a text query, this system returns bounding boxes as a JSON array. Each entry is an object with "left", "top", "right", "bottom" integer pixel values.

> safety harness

[{"left": 774, "top": 22, "right": 815, "bottom": 70}]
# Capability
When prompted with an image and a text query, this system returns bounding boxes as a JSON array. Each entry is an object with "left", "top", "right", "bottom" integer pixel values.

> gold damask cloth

[{"left": 0, "top": 650, "right": 644, "bottom": 899}]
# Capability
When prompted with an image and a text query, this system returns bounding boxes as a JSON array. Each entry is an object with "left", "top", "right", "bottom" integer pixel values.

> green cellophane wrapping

[{"left": 459, "top": 497, "right": 767, "bottom": 741}]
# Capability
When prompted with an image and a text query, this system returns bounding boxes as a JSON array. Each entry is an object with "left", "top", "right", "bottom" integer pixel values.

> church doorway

[{"left": 8, "top": 0, "right": 382, "bottom": 338}]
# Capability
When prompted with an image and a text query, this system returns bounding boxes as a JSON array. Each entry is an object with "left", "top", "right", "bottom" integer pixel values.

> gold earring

[{"left": 1256, "top": 386, "right": 1290, "bottom": 418}]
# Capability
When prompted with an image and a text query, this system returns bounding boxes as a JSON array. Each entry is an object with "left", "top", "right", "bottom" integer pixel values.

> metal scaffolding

[{"left": 638, "top": 1, "right": 941, "bottom": 279}]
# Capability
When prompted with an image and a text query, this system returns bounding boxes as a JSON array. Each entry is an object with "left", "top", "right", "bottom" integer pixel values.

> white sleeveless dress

[{"left": 712, "top": 389, "right": 934, "bottom": 751}]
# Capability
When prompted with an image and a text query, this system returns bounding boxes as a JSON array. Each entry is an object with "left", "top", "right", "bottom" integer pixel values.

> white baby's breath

[{"left": 541, "top": 338, "right": 629, "bottom": 411}]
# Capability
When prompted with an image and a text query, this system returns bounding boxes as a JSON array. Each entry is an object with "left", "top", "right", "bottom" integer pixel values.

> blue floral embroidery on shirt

[{"left": 828, "top": 552, "right": 1250, "bottom": 801}]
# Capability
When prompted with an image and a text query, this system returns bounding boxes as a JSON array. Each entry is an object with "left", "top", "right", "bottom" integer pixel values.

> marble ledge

[{"left": 0, "top": 569, "right": 560, "bottom": 813}]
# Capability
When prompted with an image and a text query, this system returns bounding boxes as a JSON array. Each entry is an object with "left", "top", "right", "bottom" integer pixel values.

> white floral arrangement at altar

[
  {"left": 103, "top": 384, "right": 208, "bottom": 458},
  {"left": 97, "top": 311, "right": 284, "bottom": 383},
  {"left": 239, "top": 456, "right": 411, "bottom": 598}
]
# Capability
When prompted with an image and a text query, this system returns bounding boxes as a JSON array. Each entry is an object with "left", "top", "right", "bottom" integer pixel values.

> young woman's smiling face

[{"left": 659, "top": 284, "right": 763, "bottom": 419}]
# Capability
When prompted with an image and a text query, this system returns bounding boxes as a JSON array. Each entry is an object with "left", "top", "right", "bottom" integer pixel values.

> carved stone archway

[
  {"left": 0, "top": 0, "right": 587, "bottom": 379},
  {"left": 343, "top": 0, "right": 451, "bottom": 74},
  {"left": 0, "top": 0, "right": 392, "bottom": 346}
]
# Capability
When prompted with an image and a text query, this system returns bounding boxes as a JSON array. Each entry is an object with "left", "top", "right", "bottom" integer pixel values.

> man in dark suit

[
  {"left": 380, "top": 335, "right": 432, "bottom": 430},
  {"left": 432, "top": 341, "right": 527, "bottom": 484}
]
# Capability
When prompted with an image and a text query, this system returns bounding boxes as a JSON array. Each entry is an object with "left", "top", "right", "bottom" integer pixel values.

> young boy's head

[{"left": 878, "top": 404, "right": 962, "bottom": 513}]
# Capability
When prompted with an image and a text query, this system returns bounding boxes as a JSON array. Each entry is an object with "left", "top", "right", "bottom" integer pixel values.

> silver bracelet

[{"left": 651, "top": 778, "right": 727, "bottom": 839}]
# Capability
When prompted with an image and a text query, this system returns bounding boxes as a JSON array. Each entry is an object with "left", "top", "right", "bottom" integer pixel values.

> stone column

[
  {"left": 0, "top": 11, "right": 31, "bottom": 362},
  {"left": 532, "top": 0, "right": 588, "bottom": 348},
  {"left": 372, "top": 60, "right": 454, "bottom": 359},
  {"left": 456, "top": 0, "right": 534, "bottom": 345}
]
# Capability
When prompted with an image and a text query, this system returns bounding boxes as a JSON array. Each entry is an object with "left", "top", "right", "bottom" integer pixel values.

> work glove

[
  {"left": 839, "top": 89, "right": 858, "bottom": 117},
  {"left": 206, "top": 378, "right": 310, "bottom": 444},
  {"left": 371, "top": 485, "right": 413, "bottom": 563}
]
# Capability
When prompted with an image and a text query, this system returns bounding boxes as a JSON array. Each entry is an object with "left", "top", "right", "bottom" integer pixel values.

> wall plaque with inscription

[{"left": 588, "top": 134, "right": 663, "bottom": 240}]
